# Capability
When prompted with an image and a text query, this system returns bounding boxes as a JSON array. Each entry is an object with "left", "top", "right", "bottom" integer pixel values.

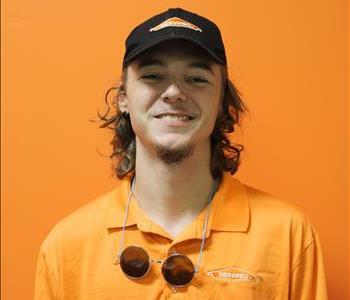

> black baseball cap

[{"left": 122, "top": 8, "right": 227, "bottom": 67}]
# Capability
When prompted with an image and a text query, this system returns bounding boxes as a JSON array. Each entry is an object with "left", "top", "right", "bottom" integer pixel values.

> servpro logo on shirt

[
  {"left": 207, "top": 267, "right": 260, "bottom": 283},
  {"left": 149, "top": 17, "right": 203, "bottom": 32}
]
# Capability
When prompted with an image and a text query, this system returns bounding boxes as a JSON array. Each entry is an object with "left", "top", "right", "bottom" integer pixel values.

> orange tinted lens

[
  {"left": 120, "top": 246, "right": 150, "bottom": 278},
  {"left": 161, "top": 254, "right": 195, "bottom": 286}
]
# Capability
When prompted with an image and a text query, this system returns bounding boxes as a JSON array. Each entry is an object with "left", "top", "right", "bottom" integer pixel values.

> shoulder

[
  {"left": 232, "top": 178, "right": 322, "bottom": 267},
  {"left": 39, "top": 183, "right": 122, "bottom": 254},
  {"left": 243, "top": 183, "right": 308, "bottom": 221},
  {"left": 222, "top": 175, "right": 311, "bottom": 225},
  {"left": 224, "top": 176, "right": 318, "bottom": 247},
  {"left": 240, "top": 180, "right": 317, "bottom": 248}
]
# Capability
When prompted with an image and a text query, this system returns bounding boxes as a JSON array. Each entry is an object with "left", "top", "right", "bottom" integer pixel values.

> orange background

[{"left": 1, "top": 0, "right": 348, "bottom": 299}]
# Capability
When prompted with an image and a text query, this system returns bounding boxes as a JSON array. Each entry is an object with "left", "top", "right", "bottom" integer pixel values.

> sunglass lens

[
  {"left": 161, "top": 254, "right": 195, "bottom": 286},
  {"left": 120, "top": 246, "right": 150, "bottom": 278}
]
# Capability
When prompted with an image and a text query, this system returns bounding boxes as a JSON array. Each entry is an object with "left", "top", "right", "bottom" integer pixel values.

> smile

[
  {"left": 155, "top": 114, "right": 193, "bottom": 121},
  {"left": 153, "top": 113, "right": 195, "bottom": 126}
]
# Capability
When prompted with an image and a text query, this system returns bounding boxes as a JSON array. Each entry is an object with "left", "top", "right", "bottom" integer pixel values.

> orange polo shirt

[{"left": 34, "top": 173, "right": 328, "bottom": 299}]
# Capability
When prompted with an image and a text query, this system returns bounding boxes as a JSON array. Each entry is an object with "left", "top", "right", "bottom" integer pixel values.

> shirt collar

[
  {"left": 105, "top": 172, "right": 250, "bottom": 233},
  {"left": 210, "top": 172, "right": 250, "bottom": 232},
  {"left": 105, "top": 178, "right": 137, "bottom": 229}
]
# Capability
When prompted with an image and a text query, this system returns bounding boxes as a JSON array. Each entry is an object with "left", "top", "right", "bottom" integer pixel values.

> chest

[{"left": 59, "top": 230, "right": 288, "bottom": 300}]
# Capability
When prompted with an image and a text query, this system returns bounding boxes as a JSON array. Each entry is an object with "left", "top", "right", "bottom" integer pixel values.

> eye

[
  {"left": 140, "top": 73, "right": 164, "bottom": 80},
  {"left": 186, "top": 76, "right": 210, "bottom": 85}
]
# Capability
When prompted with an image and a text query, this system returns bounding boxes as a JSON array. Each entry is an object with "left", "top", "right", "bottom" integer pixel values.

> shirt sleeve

[
  {"left": 34, "top": 248, "right": 58, "bottom": 300},
  {"left": 289, "top": 231, "right": 328, "bottom": 300}
]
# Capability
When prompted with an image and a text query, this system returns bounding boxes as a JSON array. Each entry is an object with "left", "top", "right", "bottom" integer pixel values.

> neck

[{"left": 133, "top": 139, "right": 215, "bottom": 237}]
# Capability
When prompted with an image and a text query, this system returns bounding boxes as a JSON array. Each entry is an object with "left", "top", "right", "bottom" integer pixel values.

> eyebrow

[
  {"left": 136, "top": 58, "right": 214, "bottom": 74},
  {"left": 136, "top": 58, "right": 164, "bottom": 69}
]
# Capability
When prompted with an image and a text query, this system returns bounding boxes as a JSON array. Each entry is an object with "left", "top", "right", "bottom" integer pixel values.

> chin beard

[{"left": 154, "top": 144, "right": 193, "bottom": 164}]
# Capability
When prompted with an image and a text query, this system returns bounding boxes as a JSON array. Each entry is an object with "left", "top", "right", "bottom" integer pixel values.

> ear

[{"left": 117, "top": 92, "right": 129, "bottom": 113}]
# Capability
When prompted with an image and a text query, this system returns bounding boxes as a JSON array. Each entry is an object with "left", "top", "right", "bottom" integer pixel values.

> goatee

[{"left": 155, "top": 144, "right": 193, "bottom": 164}]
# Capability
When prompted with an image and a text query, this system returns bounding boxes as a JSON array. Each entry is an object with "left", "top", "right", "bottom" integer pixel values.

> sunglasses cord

[
  {"left": 115, "top": 177, "right": 136, "bottom": 264},
  {"left": 116, "top": 176, "right": 218, "bottom": 273},
  {"left": 194, "top": 180, "right": 217, "bottom": 272}
]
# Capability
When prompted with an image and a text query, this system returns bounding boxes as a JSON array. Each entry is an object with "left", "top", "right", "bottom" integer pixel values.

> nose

[{"left": 160, "top": 83, "right": 186, "bottom": 103}]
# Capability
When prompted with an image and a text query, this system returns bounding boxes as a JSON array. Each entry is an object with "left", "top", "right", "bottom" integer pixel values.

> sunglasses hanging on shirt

[{"left": 115, "top": 177, "right": 218, "bottom": 287}]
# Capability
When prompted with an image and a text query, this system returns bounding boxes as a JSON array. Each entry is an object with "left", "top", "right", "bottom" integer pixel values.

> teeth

[{"left": 158, "top": 114, "right": 191, "bottom": 121}]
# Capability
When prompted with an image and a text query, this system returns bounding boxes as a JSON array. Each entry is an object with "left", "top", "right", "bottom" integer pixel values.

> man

[{"left": 34, "top": 8, "right": 328, "bottom": 299}]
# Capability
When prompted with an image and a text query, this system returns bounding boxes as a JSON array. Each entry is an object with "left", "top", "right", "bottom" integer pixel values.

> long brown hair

[{"left": 98, "top": 66, "right": 247, "bottom": 181}]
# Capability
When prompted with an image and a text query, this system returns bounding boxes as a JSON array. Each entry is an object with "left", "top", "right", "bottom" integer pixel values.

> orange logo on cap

[{"left": 149, "top": 17, "right": 202, "bottom": 32}]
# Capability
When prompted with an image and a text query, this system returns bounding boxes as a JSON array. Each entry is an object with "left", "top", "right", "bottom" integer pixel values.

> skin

[{"left": 118, "top": 40, "right": 223, "bottom": 238}]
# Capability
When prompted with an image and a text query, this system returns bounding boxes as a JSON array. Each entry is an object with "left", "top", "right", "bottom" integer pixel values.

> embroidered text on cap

[{"left": 149, "top": 17, "right": 203, "bottom": 32}]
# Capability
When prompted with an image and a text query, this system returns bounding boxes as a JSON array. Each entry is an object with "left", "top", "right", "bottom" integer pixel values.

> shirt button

[{"left": 171, "top": 286, "right": 177, "bottom": 293}]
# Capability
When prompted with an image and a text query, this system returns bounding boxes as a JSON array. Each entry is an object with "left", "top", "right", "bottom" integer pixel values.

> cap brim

[{"left": 123, "top": 35, "right": 225, "bottom": 66}]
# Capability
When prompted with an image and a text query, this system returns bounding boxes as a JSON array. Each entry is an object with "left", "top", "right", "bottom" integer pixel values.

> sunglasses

[
  {"left": 115, "top": 177, "right": 218, "bottom": 287},
  {"left": 117, "top": 245, "right": 196, "bottom": 287}
]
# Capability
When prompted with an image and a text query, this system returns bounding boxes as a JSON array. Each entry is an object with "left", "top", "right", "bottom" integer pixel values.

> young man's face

[{"left": 120, "top": 40, "right": 223, "bottom": 163}]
